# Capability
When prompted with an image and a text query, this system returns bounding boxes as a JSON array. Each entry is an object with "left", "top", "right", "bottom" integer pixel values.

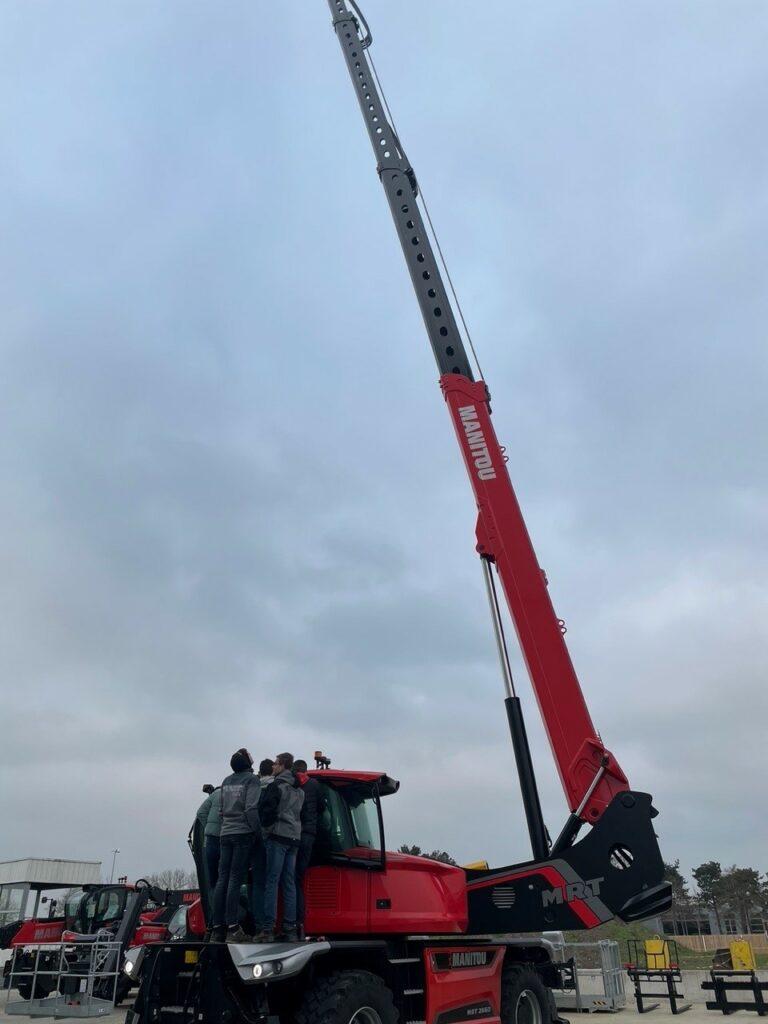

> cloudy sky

[{"left": 1, "top": 0, "right": 766, "bottom": 894}]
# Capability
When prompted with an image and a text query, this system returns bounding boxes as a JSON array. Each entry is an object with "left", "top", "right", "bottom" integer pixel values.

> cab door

[{"left": 304, "top": 782, "right": 383, "bottom": 934}]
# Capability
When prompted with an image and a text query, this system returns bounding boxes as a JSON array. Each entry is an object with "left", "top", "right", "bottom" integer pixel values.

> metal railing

[
  {"left": 548, "top": 939, "right": 627, "bottom": 1012},
  {"left": 4, "top": 937, "right": 121, "bottom": 1018}
]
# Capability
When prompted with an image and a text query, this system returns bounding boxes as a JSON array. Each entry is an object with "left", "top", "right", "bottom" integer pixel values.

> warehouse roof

[{"left": 0, "top": 858, "right": 101, "bottom": 889}]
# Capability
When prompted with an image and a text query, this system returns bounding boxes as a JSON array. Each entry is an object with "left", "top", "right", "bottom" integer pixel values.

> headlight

[
  {"left": 124, "top": 960, "right": 134, "bottom": 976},
  {"left": 251, "top": 961, "right": 280, "bottom": 979}
]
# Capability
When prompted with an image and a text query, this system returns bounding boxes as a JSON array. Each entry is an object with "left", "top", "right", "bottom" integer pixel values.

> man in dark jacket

[
  {"left": 250, "top": 758, "right": 274, "bottom": 935},
  {"left": 210, "top": 748, "right": 261, "bottom": 943},
  {"left": 292, "top": 759, "right": 323, "bottom": 939},
  {"left": 195, "top": 785, "right": 223, "bottom": 917},
  {"left": 256, "top": 752, "right": 303, "bottom": 942}
]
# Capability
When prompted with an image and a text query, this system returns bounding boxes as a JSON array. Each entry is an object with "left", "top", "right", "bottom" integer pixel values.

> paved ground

[
  {"left": 3, "top": 971, "right": 765, "bottom": 1023},
  {"left": 0, "top": 1002, "right": 744, "bottom": 1024}
]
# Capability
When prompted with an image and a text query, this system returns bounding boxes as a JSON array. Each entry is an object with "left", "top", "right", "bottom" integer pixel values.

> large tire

[
  {"left": 115, "top": 974, "right": 132, "bottom": 1005},
  {"left": 295, "top": 970, "right": 398, "bottom": 1024},
  {"left": 17, "top": 980, "right": 52, "bottom": 1001},
  {"left": 501, "top": 968, "right": 551, "bottom": 1024}
]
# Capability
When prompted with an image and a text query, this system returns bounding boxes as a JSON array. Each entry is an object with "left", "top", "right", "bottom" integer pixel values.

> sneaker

[
  {"left": 297, "top": 923, "right": 305, "bottom": 941},
  {"left": 225, "top": 926, "right": 251, "bottom": 943},
  {"left": 254, "top": 929, "right": 275, "bottom": 943},
  {"left": 210, "top": 927, "right": 226, "bottom": 943},
  {"left": 277, "top": 926, "right": 298, "bottom": 943}
]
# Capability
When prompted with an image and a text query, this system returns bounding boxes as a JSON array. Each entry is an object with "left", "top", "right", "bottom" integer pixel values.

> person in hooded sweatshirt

[
  {"left": 292, "top": 759, "right": 324, "bottom": 939},
  {"left": 210, "top": 748, "right": 261, "bottom": 943},
  {"left": 257, "top": 752, "right": 304, "bottom": 942}
]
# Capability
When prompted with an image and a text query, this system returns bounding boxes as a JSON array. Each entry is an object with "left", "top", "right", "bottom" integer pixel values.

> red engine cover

[{"left": 305, "top": 852, "right": 467, "bottom": 936}]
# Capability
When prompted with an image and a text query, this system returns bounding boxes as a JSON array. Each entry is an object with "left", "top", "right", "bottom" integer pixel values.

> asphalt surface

[
  {"left": 2, "top": 972, "right": 763, "bottom": 1023},
  {"left": 0, "top": 1002, "right": 743, "bottom": 1024}
]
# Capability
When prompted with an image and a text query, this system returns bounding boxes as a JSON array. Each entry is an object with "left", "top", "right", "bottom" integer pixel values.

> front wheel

[
  {"left": 17, "top": 980, "right": 52, "bottom": 1001},
  {"left": 501, "top": 967, "right": 551, "bottom": 1024},
  {"left": 295, "top": 970, "right": 398, "bottom": 1024}
]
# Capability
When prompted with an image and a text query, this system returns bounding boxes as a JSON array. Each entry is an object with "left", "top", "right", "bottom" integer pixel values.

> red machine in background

[{"left": 2, "top": 881, "right": 197, "bottom": 1002}]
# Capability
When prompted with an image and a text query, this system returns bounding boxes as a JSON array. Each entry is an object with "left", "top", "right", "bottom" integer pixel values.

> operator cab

[{"left": 304, "top": 767, "right": 467, "bottom": 936}]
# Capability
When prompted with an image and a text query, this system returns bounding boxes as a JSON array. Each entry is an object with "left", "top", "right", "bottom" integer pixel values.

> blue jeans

[
  {"left": 204, "top": 835, "right": 221, "bottom": 919},
  {"left": 295, "top": 833, "right": 315, "bottom": 927},
  {"left": 250, "top": 835, "right": 267, "bottom": 931},
  {"left": 263, "top": 839, "right": 298, "bottom": 931},
  {"left": 212, "top": 834, "right": 252, "bottom": 928}
]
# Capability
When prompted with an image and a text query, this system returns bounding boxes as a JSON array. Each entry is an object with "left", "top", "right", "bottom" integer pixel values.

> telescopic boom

[{"left": 327, "top": 0, "right": 629, "bottom": 837}]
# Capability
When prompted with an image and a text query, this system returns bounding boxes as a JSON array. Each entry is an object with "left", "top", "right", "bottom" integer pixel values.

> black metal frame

[{"left": 702, "top": 970, "right": 768, "bottom": 1016}]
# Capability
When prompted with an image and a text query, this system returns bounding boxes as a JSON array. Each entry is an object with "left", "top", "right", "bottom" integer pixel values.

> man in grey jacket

[
  {"left": 257, "top": 752, "right": 304, "bottom": 942},
  {"left": 210, "top": 748, "right": 261, "bottom": 943}
]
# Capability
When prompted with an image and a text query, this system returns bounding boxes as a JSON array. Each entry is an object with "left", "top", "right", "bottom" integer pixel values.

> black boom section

[{"left": 465, "top": 792, "right": 672, "bottom": 933}]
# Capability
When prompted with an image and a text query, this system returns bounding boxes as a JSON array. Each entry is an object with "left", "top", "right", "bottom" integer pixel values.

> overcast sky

[{"left": 1, "top": 0, "right": 766, "bottom": 894}]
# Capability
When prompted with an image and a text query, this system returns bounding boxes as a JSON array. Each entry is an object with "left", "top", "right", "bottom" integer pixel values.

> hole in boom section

[
  {"left": 433, "top": 307, "right": 442, "bottom": 317},
  {"left": 411, "top": 236, "right": 420, "bottom": 245},
  {"left": 406, "top": 220, "right": 414, "bottom": 229},
  {"left": 417, "top": 253, "right": 425, "bottom": 263},
  {"left": 440, "top": 327, "right": 448, "bottom": 336},
  {"left": 396, "top": 189, "right": 403, "bottom": 196},
  {"left": 446, "top": 346, "right": 455, "bottom": 356},
  {"left": 401, "top": 205, "right": 409, "bottom": 213},
  {"left": 427, "top": 288, "right": 436, "bottom": 298},
  {"left": 422, "top": 271, "right": 430, "bottom": 280},
  {"left": 452, "top": 366, "right": 461, "bottom": 373}
]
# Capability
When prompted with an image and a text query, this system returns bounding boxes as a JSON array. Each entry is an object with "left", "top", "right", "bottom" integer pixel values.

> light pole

[{"left": 109, "top": 849, "right": 120, "bottom": 883}]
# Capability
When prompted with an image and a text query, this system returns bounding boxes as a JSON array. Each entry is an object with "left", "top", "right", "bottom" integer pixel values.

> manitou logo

[
  {"left": 458, "top": 406, "right": 496, "bottom": 481},
  {"left": 450, "top": 952, "right": 489, "bottom": 968},
  {"left": 541, "top": 877, "right": 604, "bottom": 907}
]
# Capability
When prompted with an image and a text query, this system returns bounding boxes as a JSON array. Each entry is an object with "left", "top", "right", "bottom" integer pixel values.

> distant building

[
  {"left": 0, "top": 858, "right": 102, "bottom": 925},
  {"left": 646, "top": 902, "right": 767, "bottom": 938}
]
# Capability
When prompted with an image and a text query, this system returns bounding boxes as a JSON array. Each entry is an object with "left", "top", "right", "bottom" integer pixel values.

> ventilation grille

[
  {"left": 306, "top": 875, "right": 340, "bottom": 910},
  {"left": 491, "top": 886, "right": 517, "bottom": 909}
]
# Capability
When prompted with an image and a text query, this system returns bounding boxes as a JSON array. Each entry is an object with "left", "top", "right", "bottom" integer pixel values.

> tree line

[{"left": 664, "top": 860, "right": 767, "bottom": 931}]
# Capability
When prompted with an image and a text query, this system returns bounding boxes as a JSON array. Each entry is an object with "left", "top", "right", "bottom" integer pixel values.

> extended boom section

[{"left": 329, "top": 0, "right": 671, "bottom": 922}]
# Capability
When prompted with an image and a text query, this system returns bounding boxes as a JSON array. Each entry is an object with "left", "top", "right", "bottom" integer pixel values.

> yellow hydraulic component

[
  {"left": 462, "top": 860, "right": 489, "bottom": 870},
  {"left": 730, "top": 940, "right": 756, "bottom": 971},
  {"left": 645, "top": 938, "right": 672, "bottom": 969}
]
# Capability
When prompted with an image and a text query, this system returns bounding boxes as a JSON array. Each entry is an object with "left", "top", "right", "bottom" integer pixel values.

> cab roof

[{"left": 307, "top": 769, "right": 399, "bottom": 796}]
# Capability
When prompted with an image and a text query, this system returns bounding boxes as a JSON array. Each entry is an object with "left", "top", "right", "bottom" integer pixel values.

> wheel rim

[
  {"left": 515, "top": 989, "right": 543, "bottom": 1024},
  {"left": 349, "top": 1007, "right": 383, "bottom": 1024}
]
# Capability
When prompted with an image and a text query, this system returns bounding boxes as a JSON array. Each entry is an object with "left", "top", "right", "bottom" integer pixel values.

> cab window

[{"left": 313, "top": 782, "right": 383, "bottom": 867}]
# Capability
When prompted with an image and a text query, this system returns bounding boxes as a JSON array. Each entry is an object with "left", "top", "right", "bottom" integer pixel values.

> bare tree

[{"left": 145, "top": 868, "right": 198, "bottom": 890}]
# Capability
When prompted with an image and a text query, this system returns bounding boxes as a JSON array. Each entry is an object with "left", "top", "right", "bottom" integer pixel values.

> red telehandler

[
  {"left": 126, "top": 3, "right": 672, "bottom": 1023},
  {"left": 1, "top": 881, "right": 196, "bottom": 1003}
]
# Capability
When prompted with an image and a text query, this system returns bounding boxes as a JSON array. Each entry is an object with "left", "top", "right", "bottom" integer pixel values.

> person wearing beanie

[{"left": 210, "top": 748, "right": 261, "bottom": 943}]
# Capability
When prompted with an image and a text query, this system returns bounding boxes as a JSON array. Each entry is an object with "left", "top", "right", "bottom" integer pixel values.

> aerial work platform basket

[{"left": 3, "top": 937, "right": 121, "bottom": 1018}]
